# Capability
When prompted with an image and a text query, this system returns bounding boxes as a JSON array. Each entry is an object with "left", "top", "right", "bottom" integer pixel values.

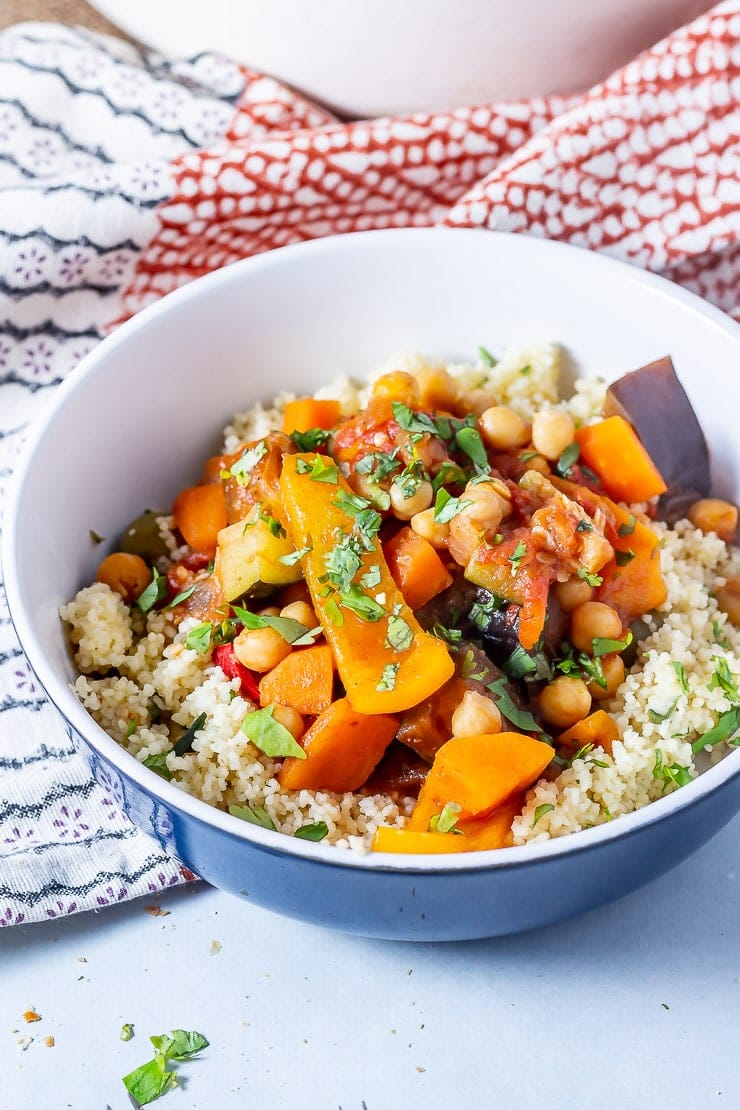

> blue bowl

[{"left": 5, "top": 229, "right": 740, "bottom": 940}]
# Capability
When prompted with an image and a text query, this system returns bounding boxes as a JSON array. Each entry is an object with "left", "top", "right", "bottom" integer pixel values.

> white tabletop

[{"left": 3, "top": 814, "right": 739, "bottom": 1110}]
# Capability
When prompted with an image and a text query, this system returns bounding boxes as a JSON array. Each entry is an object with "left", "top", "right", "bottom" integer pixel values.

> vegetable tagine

[{"left": 65, "top": 350, "right": 740, "bottom": 853}]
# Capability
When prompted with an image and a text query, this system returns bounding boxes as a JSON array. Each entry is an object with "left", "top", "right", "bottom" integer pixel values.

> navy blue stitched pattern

[{"left": 0, "top": 22, "right": 247, "bottom": 926}]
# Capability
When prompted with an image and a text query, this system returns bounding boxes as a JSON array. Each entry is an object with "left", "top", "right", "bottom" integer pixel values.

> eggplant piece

[
  {"left": 363, "top": 742, "right": 428, "bottom": 798},
  {"left": 603, "top": 356, "right": 710, "bottom": 523}
]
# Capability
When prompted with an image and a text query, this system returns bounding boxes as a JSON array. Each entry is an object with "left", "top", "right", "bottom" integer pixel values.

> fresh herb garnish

[
  {"left": 592, "top": 632, "right": 633, "bottom": 657},
  {"left": 469, "top": 591, "right": 505, "bottom": 632},
  {"left": 360, "top": 565, "right": 382, "bottom": 590},
  {"left": 376, "top": 662, "right": 399, "bottom": 691},
  {"left": 143, "top": 753, "right": 173, "bottom": 781},
  {"left": 504, "top": 645, "right": 539, "bottom": 679},
  {"left": 575, "top": 519, "right": 593, "bottom": 533},
  {"left": 385, "top": 607, "right": 413, "bottom": 652},
  {"left": 577, "top": 568, "right": 603, "bottom": 588},
  {"left": 648, "top": 699, "right": 678, "bottom": 723},
  {"left": 487, "top": 678, "right": 548, "bottom": 737},
  {"left": 340, "top": 586, "right": 386, "bottom": 622},
  {"left": 324, "top": 532, "right": 364, "bottom": 592},
  {"left": 126, "top": 717, "right": 138, "bottom": 738},
  {"left": 232, "top": 605, "right": 321, "bottom": 646},
  {"left": 460, "top": 649, "right": 488, "bottom": 681},
  {"left": 229, "top": 802, "right": 276, "bottom": 830},
  {"left": 174, "top": 712, "right": 207, "bottom": 757},
  {"left": 241, "top": 706, "right": 306, "bottom": 759},
  {"left": 297, "top": 454, "right": 339, "bottom": 484},
  {"left": 186, "top": 622, "right": 213, "bottom": 654},
  {"left": 455, "top": 425, "right": 489, "bottom": 473},
  {"left": 712, "top": 618, "right": 730, "bottom": 649},
  {"left": 431, "top": 460, "right": 468, "bottom": 493},
  {"left": 556, "top": 442, "right": 580, "bottom": 478},
  {"left": 334, "top": 488, "right": 382, "bottom": 545},
  {"left": 478, "top": 345, "right": 497, "bottom": 368},
  {"left": 165, "top": 585, "right": 196, "bottom": 609},
  {"left": 615, "top": 549, "right": 636, "bottom": 567},
  {"left": 708, "top": 655, "right": 740, "bottom": 702},
  {"left": 508, "top": 540, "right": 528, "bottom": 573},
  {"left": 532, "top": 803, "right": 555, "bottom": 828},
  {"left": 120, "top": 1023, "right": 135, "bottom": 1042},
  {"left": 652, "top": 748, "right": 693, "bottom": 791},
  {"left": 672, "top": 661, "right": 689, "bottom": 695},
  {"left": 692, "top": 706, "right": 740, "bottom": 753},
  {"left": 294, "top": 821, "right": 329, "bottom": 842},
  {"left": 428, "top": 800, "right": 463, "bottom": 834},
  {"left": 431, "top": 621, "right": 463, "bottom": 644},
  {"left": 122, "top": 1029, "right": 209, "bottom": 1107},
  {"left": 137, "top": 566, "right": 167, "bottom": 614},
  {"left": 355, "top": 450, "right": 401, "bottom": 481},
  {"left": 433, "top": 487, "right": 472, "bottom": 524},
  {"left": 391, "top": 402, "right": 439, "bottom": 438},
  {"left": 89, "top": 529, "right": 105, "bottom": 545},
  {"left": 290, "top": 427, "right": 332, "bottom": 451},
  {"left": 617, "top": 515, "right": 636, "bottom": 537},
  {"left": 226, "top": 440, "right": 268, "bottom": 484},
  {"left": 278, "top": 544, "right": 312, "bottom": 566}
]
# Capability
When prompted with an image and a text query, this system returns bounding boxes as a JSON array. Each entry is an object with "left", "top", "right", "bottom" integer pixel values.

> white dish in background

[{"left": 88, "top": 0, "right": 710, "bottom": 117}]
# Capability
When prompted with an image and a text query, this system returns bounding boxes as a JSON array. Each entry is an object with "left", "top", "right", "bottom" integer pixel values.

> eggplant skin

[{"left": 603, "top": 355, "right": 711, "bottom": 523}]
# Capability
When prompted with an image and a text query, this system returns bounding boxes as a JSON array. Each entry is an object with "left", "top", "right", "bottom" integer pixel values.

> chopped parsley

[
  {"left": 615, "top": 549, "right": 636, "bottom": 567},
  {"left": 431, "top": 460, "right": 468, "bottom": 493},
  {"left": 324, "top": 533, "right": 364, "bottom": 592},
  {"left": 592, "top": 632, "right": 633, "bottom": 657},
  {"left": 487, "top": 678, "right": 548, "bottom": 738},
  {"left": 478, "top": 345, "right": 497, "bottom": 368},
  {"left": 712, "top": 618, "right": 730, "bottom": 649},
  {"left": 391, "top": 402, "right": 439, "bottom": 438},
  {"left": 428, "top": 801, "right": 462, "bottom": 834},
  {"left": 294, "top": 821, "right": 329, "bottom": 842},
  {"left": 241, "top": 706, "right": 306, "bottom": 759},
  {"left": 136, "top": 566, "right": 167, "bottom": 614},
  {"left": 455, "top": 424, "right": 489, "bottom": 473},
  {"left": 648, "top": 699, "right": 678, "bottom": 723},
  {"left": 340, "top": 585, "right": 386, "bottom": 622},
  {"left": 708, "top": 655, "right": 739, "bottom": 702},
  {"left": 122, "top": 1029, "right": 209, "bottom": 1107},
  {"left": 652, "top": 748, "right": 693, "bottom": 791},
  {"left": 232, "top": 604, "right": 321, "bottom": 646},
  {"left": 376, "top": 662, "right": 399, "bottom": 692},
  {"left": 360, "top": 565, "right": 382, "bottom": 590},
  {"left": 185, "top": 622, "right": 213, "bottom": 654},
  {"left": 229, "top": 802, "right": 276, "bottom": 830},
  {"left": 555, "top": 442, "right": 580, "bottom": 478},
  {"left": 355, "top": 450, "right": 401, "bottom": 482},
  {"left": 143, "top": 753, "right": 173, "bottom": 781},
  {"left": 278, "top": 544, "right": 312, "bottom": 566},
  {"left": 617, "top": 515, "right": 636, "bottom": 537},
  {"left": 469, "top": 591, "right": 505, "bottom": 632},
  {"left": 296, "top": 454, "right": 339, "bottom": 483},
  {"left": 173, "top": 712, "right": 207, "bottom": 757},
  {"left": 692, "top": 706, "right": 740, "bottom": 753},
  {"left": 164, "top": 585, "right": 196, "bottom": 609},
  {"left": 460, "top": 649, "right": 488, "bottom": 681},
  {"left": 575, "top": 519, "right": 593, "bottom": 533},
  {"left": 89, "top": 529, "right": 105, "bottom": 545},
  {"left": 334, "top": 488, "right": 382, "bottom": 546},
  {"left": 126, "top": 717, "right": 138, "bottom": 738},
  {"left": 672, "top": 660, "right": 689, "bottom": 695}
]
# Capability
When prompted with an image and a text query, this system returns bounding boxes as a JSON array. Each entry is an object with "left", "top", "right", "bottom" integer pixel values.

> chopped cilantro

[
  {"left": 241, "top": 706, "right": 306, "bottom": 759},
  {"left": 615, "top": 549, "right": 636, "bottom": 567},
  {"left": 504, "top": 645, "right": 538, "bottom": 679},
  {"left": 290, "top": 427, "right": 332, "bottom": 451},
  {"left": 592, "top": 632, "right": 633, "bottom": 657},
  {"left": 360, "top": 565, "right": 382, "bottom": 590},
  {"left": 532, "top": 803, "right": 555, "bottom": 828},
  {"left": 478, "top": 345, "right": 497, "bottom": 368},
  {"left": 122, "top": 1029, "right": 209, "bottom": 1106},
  {"left": 324, "top": 597, "right": 344, "bottom": 626},
  {"left": 433, "top": 487, "right": 472, "bottom": 524},
  {"left": 229, "top": 802, "right": 276, "bottom": 830},
  {"left": 297, "top": 454, "right": 339, "bottom": 483},
  {"left": 575, "top": 519, "right": 593, "bottom": 533},
  {"left": 455, "top": 425, "right": 490, "bottom": 473},
  {"left": 278, "top": 544, "right": 312, "bottom": 566},
  {"left": 334, "top": 489, "right": 382, "bottom": 545},
  {"left": 469, "top": 591, "right": 505, "bottom": 632},
  {"left": 431, "top": 622, "right": 463, "bottom": 644},
  {"left": 165, "top": 585, "right": 196, "bottom": 609},
  {"left": 294, "top": 821, "right": 329, "bottom": 842},
  {"left": 652, "top": 748, "right": 693, "bottom": 791},
  {"left": 460, "top": 649, "right": 488, "bottom": 681},
  {"left": 617, "top": 515, "right": 636, "bottom": 537},
  {"left": 324, "top": 533, "right": 364, "bottom": 591},
  {"left": 672, "top": 661, "right": 689, "bottom": 695},
  {"left": 431, "top": 460, "right": 468, "bottom": 493},
  {"left": 259, "top": 510, "right": 286, "bottom": 538},
  {"left": 232, "top": 605, "right": 321, "bottom": 646},
  {"left": 692, "top": 706, "right": 740, "bottom": 753},
  {"left": 555, "top": 442, "right": 580, "bottom": 478},
  {"left": 341, "top": 586, "right": 386, "bottom": 622},
  {"left": 173, "top": 712, "right": 207, "bottom": 757},
  {"left": 385, "top": 608, "right": 413, "bottom": 652},
  {"left": 376, "top": 662, "right": 399, "bottom": 691},
  {"left": 429, "top": 801, "right": 463, "bottom": 834},
  {"left": 391, "top": 402, "right": 439, "bottom": 438},
  {"left": 648, "top": 699, "right": 678, "bottom": 723},
  {"left": 136, "top": 566, "right": 166, "bottom": 614},
  {"left": 577, "top": 568, "right": 603, "bottom": 588},
  {"left": 355, "top": 450, "right": 401, "bottom": 481},
  {"left": 708, "top": 655, "right": 740, "bottom": 702},
  {"left": 227, "top": 440, "right": 267, "bottom": 484},
  {"left": 143, "top": 753, "right": 173, "bottom": 781},
  {"left": 508, "top": 540, "right": 528, "bottom": 573},
  {"left": 185, "top": 622, "right": 213, "bottom": 654},
  {"left": 487, "top": 678, "right": 549, "bottom": 738}
]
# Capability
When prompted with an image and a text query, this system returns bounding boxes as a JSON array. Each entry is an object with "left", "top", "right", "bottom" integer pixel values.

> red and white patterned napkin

[{"left": 0, "top": 4, "right": 738, "bottom": 926}]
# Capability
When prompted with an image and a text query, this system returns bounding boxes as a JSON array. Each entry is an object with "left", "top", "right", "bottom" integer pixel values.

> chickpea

[
  {"left": 96, "top": 552, "right": 152, "bottom": 604},
  {"left": 389, "top": 478, "right": 434, "bottom": 520},
  {"left": 269, "top": 703, "right": 305, "bottom": 740},
  {"left": 531, "top": 410, "right": 576, "bottom": 462},
  {"left": 233, "top": 627, "right": 291, "bottom": 672},
  {"left": 410, "top": 507, "right": 450, "bottom": 549},
  {"left": 371, "top": 370, "right": 420, "bottom": 408},
  {"left": 280, "top": 600, "right": 317, "bottom": 627},
  {"left": 570, "top": 601, "right": 623, "bottom": 654},
  {"left": 555, "top": 577, "right": 595, "bottom": 613},
  {"left": 451, "top": 690, "right": 503, "bottom": 738},
  {"left": 448, "top": 486, "right": 505, "bottom": 567},
  {"left": 539, "top": 676, "right": 592, "bottom": 729},
  {"left": 688, "top": 498, "right": 738, "bottom": 543},
  {"left": 415, "top": 366, "right": 458, "bottom": 411},
  {"left": 588, "top": 654, "right": 626, "bottom": 700},
  {"left": 478, "top": 406, "right": 530, "bottom": 451},
  {"left": 716, "top": 575, "right": 740, "bottom": 625}
]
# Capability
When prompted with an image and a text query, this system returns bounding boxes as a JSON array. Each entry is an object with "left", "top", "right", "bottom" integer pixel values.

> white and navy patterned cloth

[{"left": 1, "top": 12, "right": 738, "bottom": 926}]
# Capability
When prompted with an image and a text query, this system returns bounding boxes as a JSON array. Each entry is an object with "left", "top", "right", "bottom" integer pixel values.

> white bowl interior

[{"left": 5, "top": 228, "right": 740, "bottom": 866}]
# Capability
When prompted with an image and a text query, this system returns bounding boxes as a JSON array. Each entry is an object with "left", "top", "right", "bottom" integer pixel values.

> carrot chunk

[
  {"left": 383, "top": 526, "right": 453, "bottom": 610},
  {"left": 575, "top": 415, "right": 667, "bottom": 503},
  {"left": 282, "top": 399, "right": 341, "bottom": 434},
  {"left": 172, "top": 483, "right": 228, "bottom": 556},
  {"left": 258, "top": 644, "right": 335, "bottom": 716},
  {"left": 557, "top": 710, "right": 619, "bottom": 756},
  {"left": 278, "top": 697, "right": 398, "bottom": 792}
]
